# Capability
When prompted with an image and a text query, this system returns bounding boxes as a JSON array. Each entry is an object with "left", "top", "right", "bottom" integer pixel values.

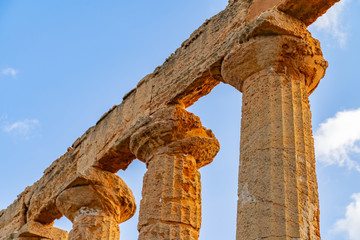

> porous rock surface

[{"left": 0, "top": 0, "right": 339, "bottom": 239}]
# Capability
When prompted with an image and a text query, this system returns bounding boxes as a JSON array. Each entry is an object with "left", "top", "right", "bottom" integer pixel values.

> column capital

[
  {"left": 222, "top": 35, "right": 327, "bottom": 94},
  {"left": 221, "top": 9, "right": 328, "bottom": 95},
  {"left": 129, "top": 105, "right": 220, "bottom": 169},
  {"left": 56, "top": 169, "right": 136, "bottom": 225}
]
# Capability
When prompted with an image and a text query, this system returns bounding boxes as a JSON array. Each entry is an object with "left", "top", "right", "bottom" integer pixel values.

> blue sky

[{"left": 1, "top": 1, "right": 360, "bottom": 239}]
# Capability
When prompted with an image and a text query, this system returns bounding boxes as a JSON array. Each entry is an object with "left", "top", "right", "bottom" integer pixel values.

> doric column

[
  {"left": 130, "top": 105, "right": 219, "bottom": 240},
  {"left": 56, "top": 168, "right": 136, "bottom": 240},
  {"left": 222, "top": 34, "right": 327, "bottom": 239}
]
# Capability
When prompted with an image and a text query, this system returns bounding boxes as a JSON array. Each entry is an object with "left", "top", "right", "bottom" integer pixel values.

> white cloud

[
  {"left": 334, "top": 193, "right": 360, "bottom": 240},
  {"left": 314, "top": 108, "right": 360, "bottom": 171},
  {"left": 2, "top": 119, "right": 39, "bottom": 138},
  {"left": 2, "top": 68, "right": 18, "bottom": 78},
  {"left": 312, "top": 0, "right": 349, "bottom": 47}
]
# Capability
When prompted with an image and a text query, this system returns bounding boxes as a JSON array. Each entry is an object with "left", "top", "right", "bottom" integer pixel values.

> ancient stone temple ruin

[{"left": 0, "top": 0, "right": 340, "bottom": 239}]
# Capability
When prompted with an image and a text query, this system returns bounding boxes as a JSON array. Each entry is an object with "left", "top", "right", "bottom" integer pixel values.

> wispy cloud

[
  {"left": 2, "top": 67, "right": 18, "bottom": 78},
  {"left": 314, "top": 108, "right": 360, "bottom": 171},
  {"left": 334, "top": 193, "right": 360, "bottom": 240},
  {"left": 312, "top": 0, "right": 349, "bottom": 48},
  {"left": 2, "top": 119, "right": 40, "bottom": 138}
]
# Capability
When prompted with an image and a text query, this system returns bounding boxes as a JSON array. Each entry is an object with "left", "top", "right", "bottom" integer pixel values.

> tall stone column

[
  {"left": 130, "top": 105, "right": 219, "bottom": 240},
  {"left": 56, "top": 168, "right": 136, "bottom": 240},
  {"left": 222, "top": 34, "right": 328, "bottom": 239}
]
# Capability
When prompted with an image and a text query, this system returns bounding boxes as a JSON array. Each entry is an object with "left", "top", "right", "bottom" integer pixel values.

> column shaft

[
  {"left": 237, "top": 70, "right": 320, "bottom": 239},
  {"left": 138, "top": 154, "right": 201, "bottom": 240},
  {"left": 69, "top": 214, "right": 120, "bottom": 240}
]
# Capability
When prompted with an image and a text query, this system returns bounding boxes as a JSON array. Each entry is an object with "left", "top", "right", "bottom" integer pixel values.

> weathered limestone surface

[
  {"left": 1, "top": 1, "right": 248, "bottom": 237},
  {"left": 5, "top": 221, "right": 68, "bottom": 240},
  {"left": 55, "top": 168, "right": 136, "bottom": 239},
  {"left": 222, "top": 18, "right": 327, "bottom": 239},
  {"left": 245, "top": 0, "right": 340, "bottom": 25},
  {"left": 66, "top": 215, "right": 120, "bottom": 240},
  {"left": 1, "top": 0, "right": 339, "bottom": 239},
  {"left": 130, "top": 105, "right": 219, "bottom": 240}
]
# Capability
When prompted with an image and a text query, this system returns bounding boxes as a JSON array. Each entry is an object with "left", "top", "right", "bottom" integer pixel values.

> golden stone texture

[
  {"left": 130, "top": 105, "right": 220, "bottom": 240},
  {"left": 55, "top": 168, "right": 136, "bottom": 240},
  {"left": 222, "top": 22, "right": 327, "bottom": 239},
  {"left": 246, "top": 0, "right": 340, "bottom": 25},
  {"left": 1, "top": 0, "right": 339, "bottom": 239},
  {"left": 6, "top": 221, "right": 68, "bottom": 240}
]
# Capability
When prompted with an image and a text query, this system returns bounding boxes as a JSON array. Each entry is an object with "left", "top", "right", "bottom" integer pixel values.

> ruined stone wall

[{"left": 0, "top": 0, "right": 340, "bottom": 239}]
